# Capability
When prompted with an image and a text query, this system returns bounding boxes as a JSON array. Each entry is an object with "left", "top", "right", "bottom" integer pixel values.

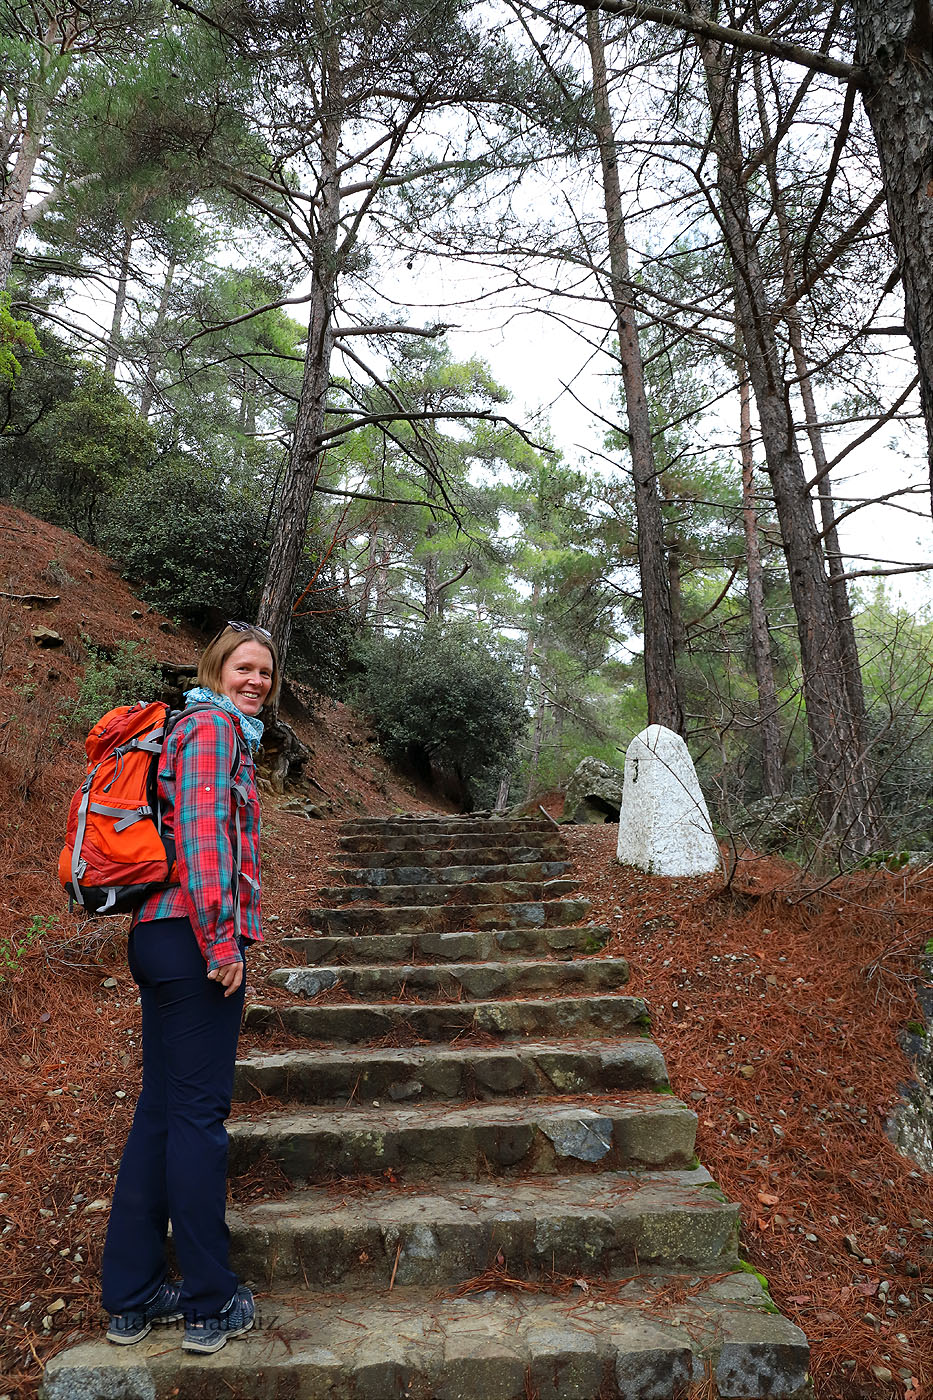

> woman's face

[{"left": 218, "top": 640, "right": 274, "bottom": 716}]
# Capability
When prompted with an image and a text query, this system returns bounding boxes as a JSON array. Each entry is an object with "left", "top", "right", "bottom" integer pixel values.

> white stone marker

[{"left": 616, "top": 724, "right": 721, "bottom": 876}]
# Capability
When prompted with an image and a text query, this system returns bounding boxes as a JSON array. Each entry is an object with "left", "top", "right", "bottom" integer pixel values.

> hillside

[{"left": 0, "top": 508, "right": 931, "bottom": 1399}]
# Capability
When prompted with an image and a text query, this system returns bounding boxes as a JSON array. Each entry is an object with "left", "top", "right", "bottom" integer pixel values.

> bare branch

[
  {"left": 332, "top": 323, "right": 451, "bottom": 339},
  {"left": 556, "top": 0, "right": 859, "bottom": 79}
]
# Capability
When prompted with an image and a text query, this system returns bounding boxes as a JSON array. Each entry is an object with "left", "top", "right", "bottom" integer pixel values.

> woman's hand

[{"left": 208, "top": 961, "right": 243, "bottom": 997}]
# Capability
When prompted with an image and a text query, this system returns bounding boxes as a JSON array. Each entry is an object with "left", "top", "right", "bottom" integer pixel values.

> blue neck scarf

[{"left": 185, "top": 686, "right": 264, "bottom": 754}]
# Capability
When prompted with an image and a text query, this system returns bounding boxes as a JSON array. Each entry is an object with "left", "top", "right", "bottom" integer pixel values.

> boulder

[
  {"left": 30, "top": 626, "right": 63, "bottom": 648},
  {"left": 742, "top": 795, "right": 817, "bottom": 852},
  {"left": 616, "top": 725, "right": 720, "bottom": 877},
  {"left": 563, "top": 757, "right": 624, "bottom": 824}
]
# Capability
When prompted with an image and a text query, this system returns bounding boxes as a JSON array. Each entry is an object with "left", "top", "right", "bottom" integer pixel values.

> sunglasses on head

[{"left": 227, "top": 620, "right": 273, "bottom": 641}]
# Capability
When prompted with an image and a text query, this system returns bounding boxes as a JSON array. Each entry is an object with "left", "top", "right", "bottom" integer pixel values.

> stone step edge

[
  {"left": 316, "top": 878, "right": 581, "bottom": 905},
  {"left": 282, "top": 923, "right": 611, "bottom": 951},
  {"left": 265, "top": 956, "right": 630, "bottom": 998},
  {"left": 328, "top": 860, "right": 571, "bottom": 885},
  {"left": 333, "top": 845, "right": 566, "bottom": 866},
  {"left": 227, "top": 1169, "right": 741, "bottom": 1284},
  {"left": 226, "top": 1097, "right": 697, "bottom": 1178},
  {"left": 232, "top": 1037, "right": 670, "bottom": 1104},
  {"left": 305, "top": 898, "right": 592, "bottom": 933},
  {"left": 242, "top": 994, "right": 653, "bottom": 1049},
  {"left": 42, "top": 1276, "right": 809, "bottom": 1400}
]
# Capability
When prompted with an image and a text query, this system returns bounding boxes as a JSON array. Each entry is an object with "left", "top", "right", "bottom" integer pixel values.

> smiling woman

[{"left": 99, "top": 622, "right": 279, "bottom": 1355}]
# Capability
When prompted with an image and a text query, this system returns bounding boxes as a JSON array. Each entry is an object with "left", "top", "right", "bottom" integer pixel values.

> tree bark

[
  {"left": 105, "top": 223, "right": 133, "bottom": 378},
  {"left": 585, "top": 10, "right": 683, "bottom": 735},
  {"left": 139, "top": 254, "right": 175, "bottom": 419},
  {"left": 258, "top": 47, "right": 341, "bottom": 662},
  {"left": 738, "top": 363, "right": 784, "bottom": 798},
  {"left": 853, "top": 0, "right": 933, "bottom": 509},
  {"left": 688, "top": 2, "right": 881, "bottom": 852},
  {"left": 754, "top": 66, "right": 873, "bottom": 800},
  {"left": 0, "top": 15, "right": 72, "bottom": 288}
]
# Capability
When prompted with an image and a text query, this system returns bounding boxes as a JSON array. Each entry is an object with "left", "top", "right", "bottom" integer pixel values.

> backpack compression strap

[{"left": 69, "top": 722, "right": 169, "bottom": 910}]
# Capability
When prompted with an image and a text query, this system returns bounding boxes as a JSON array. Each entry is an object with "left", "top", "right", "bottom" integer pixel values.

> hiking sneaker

[
  {"left": 106, "top": 1280, "right": 183, "bottom": 1345},
  {"left": 182, "top": 1285, "right": 255, "bottom": 1354}
]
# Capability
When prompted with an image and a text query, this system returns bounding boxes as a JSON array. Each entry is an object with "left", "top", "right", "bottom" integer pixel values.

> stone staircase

[{"left": 44, "top": 815, "right": 809, "bottom": 1399}]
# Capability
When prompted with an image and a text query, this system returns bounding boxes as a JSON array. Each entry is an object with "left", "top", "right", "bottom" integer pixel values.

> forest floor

[{"left": 0, "top": 505, "right": 931, "bottom": 1399}]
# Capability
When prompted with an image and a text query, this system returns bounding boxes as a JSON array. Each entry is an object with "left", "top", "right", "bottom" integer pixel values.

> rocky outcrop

[{"left": 564, "top": 757, "right": 625, "bottom": 823}]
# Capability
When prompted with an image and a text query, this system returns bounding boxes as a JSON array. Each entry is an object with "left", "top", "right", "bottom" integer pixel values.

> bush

[
  {"left": 73, "top": 640, "right": 165, "bottom": 729},
  {"left": 0, "top": 343, "right": 155, "bottom": 540},
  {"left": 353, "top": 625, "right": 526, "bottom": 805},
  {"left": 102, "top": 455, "right": 267, "bottom": 622}
]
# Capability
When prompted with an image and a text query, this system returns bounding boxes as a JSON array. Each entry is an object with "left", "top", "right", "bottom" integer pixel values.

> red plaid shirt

[{"left": 135, "top": 708, "right": 263, "bottom": 970}]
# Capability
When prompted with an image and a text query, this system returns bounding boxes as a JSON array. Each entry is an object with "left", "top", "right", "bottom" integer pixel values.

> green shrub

[
  {"left": 73, "top": 640, "right": 164, "bottom": 728},
  {"left": 0, "top": 913, "right": 55, "bottom": 988},
  {"left": 102, "top": 456, "right": 264, "bottom": 622},
  {"left": 352, "top": 625, "right": 526, "bottom": 805}
]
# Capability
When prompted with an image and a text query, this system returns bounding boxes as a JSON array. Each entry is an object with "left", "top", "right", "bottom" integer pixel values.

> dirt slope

[{"left": 0, "top": 507, "right": 931, "bottom": 1399}]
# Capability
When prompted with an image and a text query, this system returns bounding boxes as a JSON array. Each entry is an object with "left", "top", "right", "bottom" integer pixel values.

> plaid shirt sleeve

[{"left": 169, "top": 711, "right": 244, "bottom": 972}]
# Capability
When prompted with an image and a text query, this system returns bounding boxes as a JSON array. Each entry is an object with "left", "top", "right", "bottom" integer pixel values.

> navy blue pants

[{"left": 101, "top": 917, "right": 246, "bottom": 1321}]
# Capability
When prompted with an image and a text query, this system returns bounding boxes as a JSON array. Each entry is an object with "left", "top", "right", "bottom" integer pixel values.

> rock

[
  {"left": 158, "top": 620, "right": 174, "bottom": 633},
  {"left": 48, "top": 1299, "right": 66, "bottom": 1314},
  {"left": 563, "top": 758, "right": 624, "bottom": 824},
  {"left": 279, "top": 969, "right": 338, "bottom": 999},
  {"left": 387, "top": 1079, "right": 423, "bottom": 1101},
  {"left": 872, "top": 1367, "right": 894, "bottom": 1383},
  {"left": 130, "top": 610, "right": 143, "bottom": 619},
  {"left": 101, "top": 977, "right": 117, "bottom": 989},
  {"left": 742, "top": 795, "right": 818, "bottom": 853},
  {"left": 616, "top": 725, "right": 721, "bottom": 877},
  {"left": 281, "top": 798, "right": 324, "bottom": 819},
  {"left": 540, "top": 1110, "right": 613, "bottom": 1161},
  {"left": 31, "top": 626, "right": 63, "bottom": 648}
]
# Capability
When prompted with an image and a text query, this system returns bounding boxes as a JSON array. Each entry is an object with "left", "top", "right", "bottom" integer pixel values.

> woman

[{"left": 101, "top": 622, "right": 278, "bottom": 1355}]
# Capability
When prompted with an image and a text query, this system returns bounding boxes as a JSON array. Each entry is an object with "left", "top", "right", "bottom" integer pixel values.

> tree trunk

[
  {"left": 739, "top": 363, "right": 784, "bottom": 798},
  {"left": 525, "top": 677, "right": 546, "bottom": 800},
  {"left": 755, "top": 60, "right": 874, "bottom": 777},
  {"left": 0, "top": 110, "right": 44, "bottom": 288},
  {"left": 585, "top": 10, "right": 683, "bottom": 735},
  {"left": 853, "top": 0, "right": 933, "bottom": 508},
  {"left": 105, "top": 223, "right": 133, "bottom": 378},
  {"left": 688, "top": 3, "right": 881, "bottom": 852},
  {"left": 139, "top": 254, "right": 175, "bottom": 420},
  {"left": 0, "top": 16, "right": 70, "bottom": 288},
  {"left": 258, "top": 49, "right": 341, "bottom": 664},
  {"left": 497, "top": 578, "right": 542, "bottom": 812}
]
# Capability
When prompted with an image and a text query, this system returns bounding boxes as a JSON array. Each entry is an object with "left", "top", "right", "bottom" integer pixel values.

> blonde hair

[{"left": 197, "top": 624, "right": 281, "bottom": 708}]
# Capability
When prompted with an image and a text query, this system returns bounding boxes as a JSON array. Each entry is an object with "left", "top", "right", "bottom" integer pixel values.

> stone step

[
  {"left": 305, "top": 898, "right": 590, "bottom": 936},
  {"left": 228, "top": 1169, "right": 739, "bottom": 1288},
  {"left": 282, "top": 924, "right": 611, "bottom": 966},
  {"left": 330, "top": 858, "right": 570, "bottom": 886},
  {"left": 267, "top": 957, "right": 629, "bottom": 1004},
  {"left": 227, "top": 1094, "right": 697, "bottom": 1182},
  {"left": 244, "top": 991, "right": 650, "bottom": 1045},
  {"left": 43, "top": 1277, "right": 810, "bottom": 1400},
  {"left": 339, "top": 818, "right": 554, "bottom": 836},
  {"left": 339, "top": 831, "right": 565, "bottom": 855},
  {"left": 234, "top": 1037, "right": 667, "bottom": 1105},
  {"left": 334, "top": 843, "right": 566, "bottom": 868},
  {"left": 317, "top": 877, "right": 579, "bottom": 907}
]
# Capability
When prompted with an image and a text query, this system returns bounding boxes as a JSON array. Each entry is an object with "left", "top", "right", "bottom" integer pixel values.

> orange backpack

[{"left": 59, "top": 700, "right": 245, "bottom": 917}]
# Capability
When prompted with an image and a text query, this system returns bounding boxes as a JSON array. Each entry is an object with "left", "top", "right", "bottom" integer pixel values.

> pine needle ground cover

[
  {"left": 567, "top": 826, "right": 932, "bottom": 1398},
  {"left": 0, "top": 821, "right": 930, "bottom": 1397}
]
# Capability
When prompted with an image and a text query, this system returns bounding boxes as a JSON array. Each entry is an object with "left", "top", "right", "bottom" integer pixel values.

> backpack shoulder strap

[{"left": 165, "top": 702, "right": 253, "bottom": 942}]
